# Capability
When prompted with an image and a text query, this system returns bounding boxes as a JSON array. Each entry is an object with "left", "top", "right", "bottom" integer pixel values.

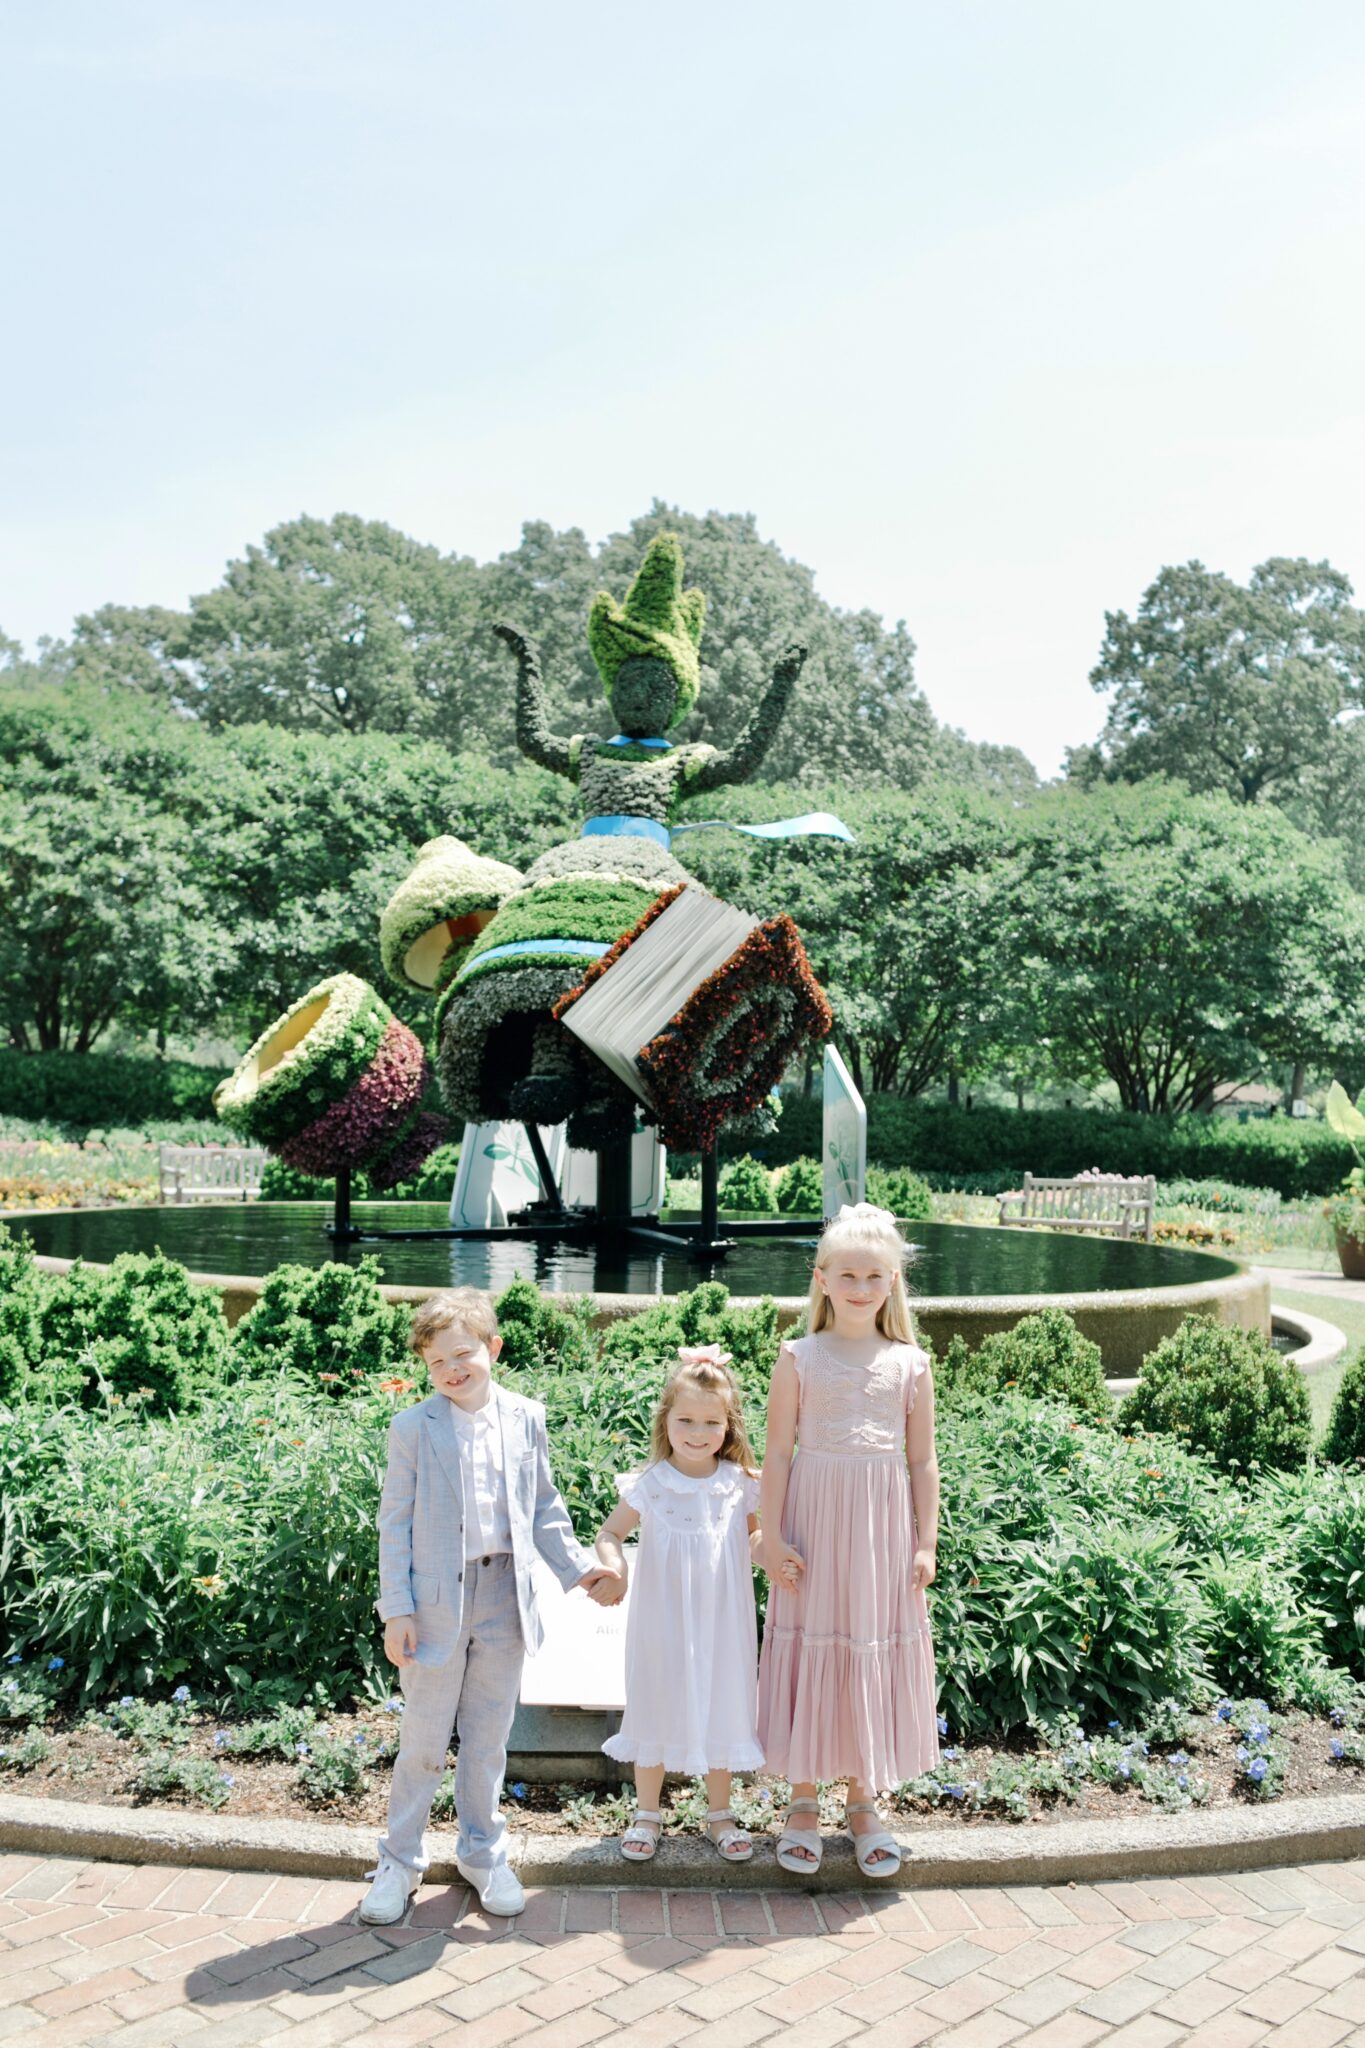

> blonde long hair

[
  {"left": 809, "top": 1203, "right": 917, "bottom": 1342},
  {"left": 649, "top": 1350, "right": 756, "bottom": 1470}
]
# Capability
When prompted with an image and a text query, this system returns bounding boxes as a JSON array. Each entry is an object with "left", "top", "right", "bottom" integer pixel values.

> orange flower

[{"left": 379, "top": 1376, "right": 416, "bottom": 1395}]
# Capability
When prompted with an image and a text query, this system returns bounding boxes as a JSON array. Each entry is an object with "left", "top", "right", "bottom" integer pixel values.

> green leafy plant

[
  {"left": 717, "top": 1154, "right": 777, "bottom": 1214},
  {"left": 294, "top": 1730, "right": 373, "bottom": 1804},
  {"left": 866, "top": 1164, "right": 933, "bottom": 1220},
  {"left": 228, "top": 1258, "right": 410, "bottom": 1392},
  {"left": 774, "top": 1156, "right": 822, "bottom": 1214},
  {"left": 0, "top": 1730, "right": 51, "bottom": 1773},
  {"left": 0, "top": 1224, "right": 45, "bottom": 1402},
  {"left": 1323, "top": 1351, "right": 1365, "bottom": 1466},
  {"left": 493, "top": 1278, "right": 596, "bottom": 1374},
  {"left": 939, "top": 1309, "right": 1112, "bottom": 1423},
  {"left": 39, "top": 1252, "right": 228, "bottom": 1414},
  {"left": 132, "top": 1750, "right": 234, "bottom": 1810},
  {"left": 1199, "top": 1555, "right": 1326, "bottom": 1703},
  {"left": 1119, "top": 1316, "right": 1311, "bottom": 1477}
]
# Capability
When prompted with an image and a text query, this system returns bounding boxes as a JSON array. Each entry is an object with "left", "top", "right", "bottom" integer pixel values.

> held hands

[
  {"left": 383, "top": 1617, "right": 417, "bottom": 1669},
  {"left": 578, "top": 1566, "right": 627, "bottom": 1607},
  {"left": 912, "top": 1547, "right": 937, "bottom": 1592},
  {"left": 760, "top": 1537, "right": 806, "bottom": 1593}
]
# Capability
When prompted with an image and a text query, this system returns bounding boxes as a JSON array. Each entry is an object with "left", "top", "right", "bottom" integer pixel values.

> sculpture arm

[
  {"left": 494, "top": 623, "right": 580, "bottom": 780},
  {"left": 682, "top": 642, "right": 807, "bottom": 793}
]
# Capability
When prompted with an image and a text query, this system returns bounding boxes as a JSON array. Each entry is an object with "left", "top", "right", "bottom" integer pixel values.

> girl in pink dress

[{"left": 757, "top": 1203, "right": 940, "bottom": 1878}]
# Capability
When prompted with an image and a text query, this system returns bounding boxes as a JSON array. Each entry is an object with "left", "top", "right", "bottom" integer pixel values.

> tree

[
  {"left": 1072, "top": 557, "right": 1365, "bottom": 805},
  {"left": 184, "top": 514, "right": 483, "bottom": 736},
  {"left": 681, "top": 781, "right": 1019, "bottom": 1096},
  {"left": 1001, "top": 784, "right": 1365, "bottom": 1112}
]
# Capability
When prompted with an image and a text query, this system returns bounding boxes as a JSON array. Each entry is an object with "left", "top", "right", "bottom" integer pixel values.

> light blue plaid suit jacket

[{"left": 375, "top": 1384, "right": 595, "bottom": 1661}]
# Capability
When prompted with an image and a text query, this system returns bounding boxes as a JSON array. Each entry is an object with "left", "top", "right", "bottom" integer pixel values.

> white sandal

[
  {"left": 775, "top": 1796, "right": 822, "bottom": 1873},
  {"left": 620, "top": 1808, "right": 663, "bottom": 1862},
  {"left": 705, "top": 1807, "right": 754, "bottom": 1863},
  {"left": 847, "top": 1799, "right": 902, "bottom": 1879}
]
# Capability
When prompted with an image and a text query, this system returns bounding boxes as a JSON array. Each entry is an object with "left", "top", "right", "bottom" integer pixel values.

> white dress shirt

[{"left": 448, "top": 1396, "right": 512, "bottom": 1560}]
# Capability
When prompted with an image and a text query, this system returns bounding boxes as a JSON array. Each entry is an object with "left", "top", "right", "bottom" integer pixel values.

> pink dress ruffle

[{"left": 757, "top": 1333, "right": 939, "bottom": 1793}]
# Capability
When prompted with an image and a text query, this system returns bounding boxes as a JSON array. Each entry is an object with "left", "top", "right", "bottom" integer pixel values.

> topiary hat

[
  {"left": 379, "top": 836, "right": 523, "bottom": 993},
  {"left": 587, "top": 532, "right": 706, "bottom": 728}
]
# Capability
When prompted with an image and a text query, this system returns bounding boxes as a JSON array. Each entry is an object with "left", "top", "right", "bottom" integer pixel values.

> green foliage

[
  {"left": 1323, "top": 1350, "right": 1365, "bottom": 1465},
  {"left": 1156, "top": 1178, "right": 1282, "bottom": 1216},
  {"left": 0, "top": 1729, "right": 51, "bottom": 1773},
  {"left": 493, "top": 1278, "right": 596, "bottom": 1375},
  {"left": 1284, "top": 1469, "right": 1365, "bottom": 1675},
  {"left": 257, "top": 1139, "right": 461, "bottom": 1203},
  {"left": 0, "top": 1050, "right": 225, "bottom": 1127},
  {"left": 38, "top": 1252, "right": 227, "bottom": 1414},
  {"left": 774, "top": 1155, "right": 822, "bottom": 1214},
  {"left": 294, "top": 1730, "right": 372, "bottom": 1804},
  {"left": 1074, "top": 556, "right": 1365, "bottom": 812},
  {"left": 1119, "top": 1317, "right": 1312, "bottom": 1478},
  {"left": 717, "top": 1154, "right": 777, "bottom": 1214},
  {"left": 866, "top": 1164, "right": 934, "bottom": 1219},
  {"left": 940, "top": 1309, "right": 1112, "bottom": 1424},
  {"left": 762, "top": 1095, "right": 1353, "bottom": 1201},
  {"left": 587, "top": 533, "right": 706, "bottom": 726},
  {"left": 459, "top": 876, "right": 656, "bottom": 977},
  {"left": 1199, "top": 1556, "right": 1326, "bottom": 1704},
  {"left": 132, "top": 1750, "right": 234, "bottom": 1809},
  {"left": 0, "top": 1225, "right": 44, "bottom": 1402},
  {"left": 228, "top": 1259, "right": 410, "bottom": 1393}
]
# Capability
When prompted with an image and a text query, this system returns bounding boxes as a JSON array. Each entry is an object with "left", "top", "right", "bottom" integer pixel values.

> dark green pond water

[{"left": 18, "top": 1203, "right": 1241, "bottom": 1299}]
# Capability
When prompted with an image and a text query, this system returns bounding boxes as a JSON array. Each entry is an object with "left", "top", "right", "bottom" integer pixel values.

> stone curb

[{"left": 7, "top": 1790, "right": 1365, "bottom": 1892}]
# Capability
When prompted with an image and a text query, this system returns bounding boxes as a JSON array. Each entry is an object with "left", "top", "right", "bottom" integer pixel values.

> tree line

[
  {"left": 6, "top": 506, "right": 1365, "bottom": 1106},
  {"left": 3, "top": 685, "right": 1363, "bottom": 1109}
]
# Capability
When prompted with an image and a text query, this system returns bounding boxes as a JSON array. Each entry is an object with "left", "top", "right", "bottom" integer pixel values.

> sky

[{"left": 3, "top": 1, "right": 1364, "bottom": 776}]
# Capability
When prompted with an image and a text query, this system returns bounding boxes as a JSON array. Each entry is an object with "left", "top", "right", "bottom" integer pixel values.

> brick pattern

[{"left": 1, "top": 1855, "right": 1364, "bottom": 2045}]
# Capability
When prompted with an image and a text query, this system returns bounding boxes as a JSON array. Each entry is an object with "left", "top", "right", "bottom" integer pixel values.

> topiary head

[{"left": 587, "top": 533, "right": 705, "bottom": 735}]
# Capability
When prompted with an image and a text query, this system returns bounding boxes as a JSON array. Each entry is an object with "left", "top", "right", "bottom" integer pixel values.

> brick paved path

[{"left": 4, "top": 1852, "right": 1365, "bottom": 2048}]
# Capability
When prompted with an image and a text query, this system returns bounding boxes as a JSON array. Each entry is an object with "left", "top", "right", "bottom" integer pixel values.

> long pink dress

[{"left": 757, "top": 1332, "right": 940, "bottom": 1793}]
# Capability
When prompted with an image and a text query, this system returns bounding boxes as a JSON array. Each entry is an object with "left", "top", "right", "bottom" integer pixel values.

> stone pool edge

[{"left": 5, "top": 1787, "right": 1365, "bottom": 1892}]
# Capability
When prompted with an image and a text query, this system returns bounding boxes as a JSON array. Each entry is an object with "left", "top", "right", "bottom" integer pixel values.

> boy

[{"left": 361, "top": 1286, "right": 610, "bottom": 1923}]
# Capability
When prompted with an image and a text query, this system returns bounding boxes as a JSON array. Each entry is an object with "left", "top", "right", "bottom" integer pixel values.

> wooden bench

[
  {"left": 997, "top": 1171, "right": 1156, "bottom": 1241},
  {"left": 158, "top": 1144, "right": 268, "bottom": 1204}
]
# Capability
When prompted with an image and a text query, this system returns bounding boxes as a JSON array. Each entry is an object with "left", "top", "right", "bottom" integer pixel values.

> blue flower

[
  {"left": 1107, "top": 1719, "right": 1121, "bottom": 1731},
  {"left": 1169, "top": 1751, "right": 1189, "bottom": 1766},
  {"left": 6, "top": 1655, "right": 20, "bottom": 1667},
  {"left": 212, "top": 1731, "right": 230, "bottom": 1749},
  {"left": 511, "top": 1782, "right": 527, "bottom": 1800},
  {"left": 1177, "top": 1774, "right": 1189, "bottom": 1790},
  {"left": 383, "top": 1697, "right": 403, "bottom": 1713},
  {"left": 936, "top": 1714, "right": 949, "bottom": 1737},
  {"left": 171, "top": 1686, "right": 191, "bottom": 1704},
  {"left": 1248, "top": 1724, "right": 1269, "bottom": 1745},
  {"left": 46, "top": 1657, "right": 64, "bottom": 1673},
  {"left": 1214, "top": 1700, "right": 1233, "bottom": 1722},
  {"left": 942, "top": 1747, "right": 961, "bottom": 1761},
  {"left": 1117, "top": 1762, "right": 1131, "bottom": 1779},
  {"left": 296, "top": 1742, "right": 310, "bottom": 1756},
  {"left": 220, "top": 1773, "right": 235, "bottom": 1787},
  {"left": 1235, "top": 1745, "right": 1249, "bottom": 1764},
  {"left": 1330, "top": 1706, "right": 1348, "bottom": 1727},
  {"left": 353, "top": 1734, "right": 367, "bottom": 1747},
  {"left": 944, "top": 1784, "right": 965, "bottom": 1799},
  {"left": 1331, "top": 1740, "right": 1346, "bottom": 1760},
  {"left": 1246, "top": 1757, "right": 1268, "bottom": 1783},
  {"left": 119, "top": 1696, "right": 135, "bottom": 1709}
]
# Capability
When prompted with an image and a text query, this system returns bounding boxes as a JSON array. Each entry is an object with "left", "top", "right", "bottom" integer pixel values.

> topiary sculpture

[
  {"left": 430, "top": 532, "right": 815, "bottom": 1144},
  {"left": 214, "top": 972, "right": 446, "bottom": 1185}
]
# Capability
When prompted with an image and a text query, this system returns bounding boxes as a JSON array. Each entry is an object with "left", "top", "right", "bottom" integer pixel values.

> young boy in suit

[{"left": 361, "top": 1286, "right": 610, "bottom": 1922}]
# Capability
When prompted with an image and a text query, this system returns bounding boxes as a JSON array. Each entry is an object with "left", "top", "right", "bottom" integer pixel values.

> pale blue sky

[{"left": 3, "top": 2, "right": 1364, "bottom": 773}]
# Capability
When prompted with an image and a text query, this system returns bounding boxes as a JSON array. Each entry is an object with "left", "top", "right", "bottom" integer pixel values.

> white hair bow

[
  {"left": 835, "top": 1201, "right": 898, "bottom": 1226},
  {"left": 677, "top": 1343, "right": 733, "bottom": 1367}
]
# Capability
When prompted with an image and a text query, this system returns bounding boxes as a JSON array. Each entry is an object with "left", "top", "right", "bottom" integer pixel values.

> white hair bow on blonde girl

[
  {"left": 835, "top": 1202, "right": 898, "bottom": 1227},
  {"left": 677, "top": 1343, "right": 733, "bottom": 1367}
]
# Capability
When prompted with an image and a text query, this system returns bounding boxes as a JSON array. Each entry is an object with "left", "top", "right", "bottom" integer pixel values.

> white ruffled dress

[{"left": 602, "top": 1459, "right": 764, "bottom": 1776}]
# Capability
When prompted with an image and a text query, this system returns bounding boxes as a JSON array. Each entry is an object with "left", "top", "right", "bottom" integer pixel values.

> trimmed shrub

[
  {"left": 0, "top": 1051, "right": 228, "bottom": 1131},
  {"left": 866, "top": 1164, "right": 933, "bottom": 1220},
  {"left": 1119, "top": 1317, "right": 1311, "bottom": 1477},
  {"left": 229, "top": 1259, "right": 411, "bottom": 1394},
  {"left": 36, "top": 1252, "right": 227, "bottom": 1415},
  {"left": 1283, "top": 1467, "right": 1365, "bottom": 1676},
  {"left": 717, "top": 1154, "right": 776, "bottom": 1214},
  {"left": 775, "top": 1156, "right": 822, "bottom": 1214},
  {"left": 939, "top": 1309, "right": 1111, "bottom": 1423},
  {"left": 759, "top": 1096, "right": 1350, "bottom": 1200},
  {"left": 257, "top": 1140, "right": 461, "bottom": 1204},
  {"left": 493, "top": 1278, "right": 595, "bottom": 1375},
  {"left": 1322, "top": 1351, "right": 1365, "bottom": 1466}
]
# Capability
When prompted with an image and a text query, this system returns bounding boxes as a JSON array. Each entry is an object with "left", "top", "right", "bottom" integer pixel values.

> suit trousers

[{"left": 380, "top": 1552, "right": 524, "bottom": 1875}]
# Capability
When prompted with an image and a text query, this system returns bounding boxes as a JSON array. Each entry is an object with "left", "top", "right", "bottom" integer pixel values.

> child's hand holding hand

[
  {"left": 581, "top": 1564, "right": 628, "bottom": 1607},
  {"left": 912, "top": 1547, "right": 937, "bottom": 1591},
  {"left": 384, "top": 1617, "right": 417, "bottom": 1667},
  {"left": 761, "top": 1538, "right": 805, "bottom": 1592}
]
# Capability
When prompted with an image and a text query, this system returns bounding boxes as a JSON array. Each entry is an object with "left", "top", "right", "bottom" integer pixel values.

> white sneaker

[
  {"left": 357, "top": 1857, "right": 417, "bottom": 1924},
  {"left": 456, "top": 1854, "right": 524, "bottom": 1916}
]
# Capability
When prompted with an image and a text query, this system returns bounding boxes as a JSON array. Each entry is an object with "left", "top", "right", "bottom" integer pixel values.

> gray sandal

[
  {"left": 620, "top": 1808, "right": 663, "bottom": 1861},
  {"left": 847, "top": 1799, "right": 901, "bottom": 1878},
  {"left": 706, "top": 1807, "right": 754, "bottom": 1862},
  {"left": 775, "top": 1796, "right": 822, "bottom": 1873}
]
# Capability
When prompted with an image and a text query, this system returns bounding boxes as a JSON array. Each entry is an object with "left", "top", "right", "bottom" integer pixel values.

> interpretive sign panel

[
  {"left": 519, "top": 1546, "right": 635, "bottom": 1711},
  {"left": 822, "top": 1043, "right": 867, "bottom": 1218}
]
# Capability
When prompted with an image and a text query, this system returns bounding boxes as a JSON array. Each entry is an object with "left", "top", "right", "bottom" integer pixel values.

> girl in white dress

[{"left": 590, "top": 1345, "right": 763, "bottom": 1863}]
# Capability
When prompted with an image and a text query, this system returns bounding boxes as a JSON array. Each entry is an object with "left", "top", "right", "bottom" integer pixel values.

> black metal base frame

[{"left": 324, "top": 1132, "right": 821, "bottom": 1262}]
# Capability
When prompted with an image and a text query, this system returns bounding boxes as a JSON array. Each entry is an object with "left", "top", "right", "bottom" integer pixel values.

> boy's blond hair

[{"left": 409, "top": 1287, "right": 500, "bottom": 1356}]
